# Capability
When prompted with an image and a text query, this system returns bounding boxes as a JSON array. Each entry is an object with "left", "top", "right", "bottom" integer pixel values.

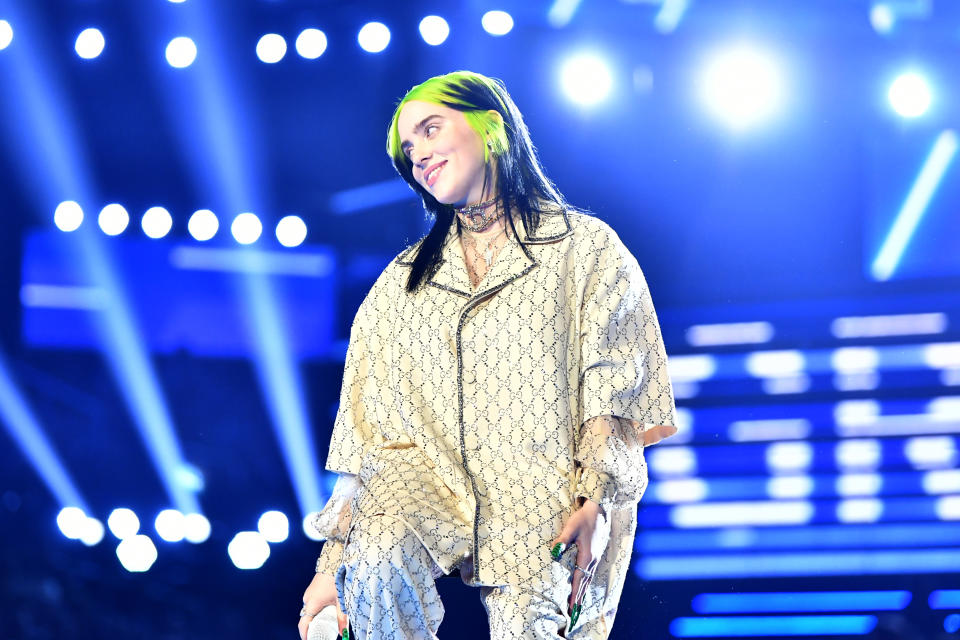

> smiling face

[{"left": 396, "top": 100, "right": 493, "bottom": 207}]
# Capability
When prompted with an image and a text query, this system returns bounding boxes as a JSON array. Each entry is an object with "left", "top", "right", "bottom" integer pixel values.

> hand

[
  {"left": 299, "top": 572, "right": 349, "bottom": 640},
  {"left": 643, "top": 424, "right": 678, "bottom": 446},
  {"left": 548, "top": 498, "right": 611, "bottom": 631}
]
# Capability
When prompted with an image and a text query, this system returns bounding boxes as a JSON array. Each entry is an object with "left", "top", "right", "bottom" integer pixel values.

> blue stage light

[
  {"left": 227, "top": 531, "right": 270, "bottom": 569},
  {"left": 419, "top": 16, "right": 450, "bottom": 46},
  {"left": 482, "top": 10, "right": 514, "bottom": 36},
  {"left": 57, "top": 506, "right": 88, "bottom": 539},
  {"left": 870, "top": 4, "right": 895, "bottom": 34},
  {"left": 183, "top": 513, "right": 211, "bottom": 543},
  {"left": 75, "top": 28, "right": 105, "bottom": 60},
  {"left": 0, "top": 20, "right": 12, "bottom": 50},
  {"left": 188, "top": 209, "right": 218, "bottom": 241},
  {"left": 888, "top": 72, "right": 931, "bottom": 118},
  {"left": 276, "top": 215, "right": 307, "bottom": 247},
  {"left": 165, "top": 36, "right": 197, "bottom": 68},
  {"left": 256, "top": 33, "right": 287, "bottom": 63},
  {"left": 116, "top": 534, "right": 158, "bottom": 572},
  {"left": 303, "top": 513, "right": 323, "bottom": 541},
  {"left": 548, "top": 0, "right": 583, "bottom": 28},
  {"left": 357, "top": 22, "right": 390, "bottom": 53},
  {"left": 560, "top": 53, "right": 613, "bottom": 106},
  {"left": 699, "top": 46, "right": 784, "bottom": 130},
  {"left": 692, "top": 591, "right": 912, "bottom": 614},
  {"left": 231, "top": 212, "right": 263, "bottom": 244},
  {"left": 654, "top": 0, "right": 689, "bottom": 34},
  {"left": 671, "top": 615, "right": 877, "bottom": 637},
  {"left": 295, "top": 28, "right": 327, "bottom": 59},
  {"left": 931, "top": 590, "right": 960, "bottom": 609},
  {"left": 946, "top": 614, "right": 960, "bottom": 634},
  {"left": 258, "top": 510, "right": 290, "bottom": 543},
  {"left": 98, "top": 203, "right": 129, "bottom": 236},
  {"left": 79, "top": 517, "right": 105, "bottom": 546},
  {"left": 108, "top": 508, "right": 140, "bottom": 540},
  {"left": 142, "top": 206, "right": 173, "bottom": 239},
  {"left": 155, "top": 509, "right": 187, "bottom": 543},
  {"left": 54, "top": 201, "right": 83, "bottom": 232}
]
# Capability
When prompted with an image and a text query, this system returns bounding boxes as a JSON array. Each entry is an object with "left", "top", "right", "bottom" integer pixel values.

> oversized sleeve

[{"left": 574, "top": 221, "right": 677, "bottom": 514}]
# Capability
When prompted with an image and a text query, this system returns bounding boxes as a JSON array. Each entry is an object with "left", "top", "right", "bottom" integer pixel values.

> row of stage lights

[
  {"left": 54, "top": 201, "right": 309, "bottom": 247},
  {"left": 57, "top": 504, "right": 320, "bottom": 572}
]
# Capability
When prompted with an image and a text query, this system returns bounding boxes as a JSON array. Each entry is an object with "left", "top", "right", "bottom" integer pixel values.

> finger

[
  {"left": 549, "top": 519, "right": 577, "bottom": 562},
  {"left": 298, "top": 616, "right": 310, "bottom": 640},
  {"left": 643, "top": 424, "right": 678, "bottom": 446}
]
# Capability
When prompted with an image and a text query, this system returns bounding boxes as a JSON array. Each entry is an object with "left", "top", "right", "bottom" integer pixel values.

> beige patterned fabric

[{"left": 312, "top": 209, "right": 676, "bottom": 634}]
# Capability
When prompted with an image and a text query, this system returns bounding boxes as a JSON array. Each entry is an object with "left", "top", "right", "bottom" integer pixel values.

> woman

[{"left": 298, "top": 70, "right": 677, "bottom": 640}]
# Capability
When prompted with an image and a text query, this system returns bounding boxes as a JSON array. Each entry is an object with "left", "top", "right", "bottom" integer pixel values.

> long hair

[{"left": 386, "top": 70, "right": 569, "bottom": 293}]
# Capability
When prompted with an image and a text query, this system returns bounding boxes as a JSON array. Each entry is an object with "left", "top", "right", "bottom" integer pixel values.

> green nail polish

[
  {"left": 341, "top": 629, "right": 349, "bottom": 640},
  {"left": 569, "top": 603, "right": 582, "bottom": 630},
  {"left": 550, "top": 542, "right": 565, "bottom": 561}
]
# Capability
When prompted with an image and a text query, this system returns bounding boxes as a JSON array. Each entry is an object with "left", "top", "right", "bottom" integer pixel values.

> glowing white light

[
  {"left": 168, "top": 0, "right": 187, "bottom": 3},
  {"left": 296, "top": 28, "right": 327, "bottom": 59},
  {"left": 155, "top": 509, "right": 186, "bottom": 542},
  {"left": 935, "top": 495, "right": 960, "bottom": 520},
  {"left": 419, "top": 16, "right": 450, "bottom": 46},
  {"left": 667, "top": 354, "right": 717, "bottom": 382},
  {"left": 832, "top": 313, "right": 948, "bottom": 338},
  {"left": 687, "top": 321, "right": 774, "bottom": 347},
  {"left": 54, "top": 201, "right": 84, "bottom": 232},
  {"left": 75, "top": 28, "right": 105, "bottom": 59},
  {"left": 905, "top": 436, "right": 957, "bottom": 469},
  {"left": 482, "top": 10, "right": 514, "bottom": 36},
  {"left": 837, "top": 498, "right": 883, "bottom": 523},
  {"left": 835, "top": 439, "right": 882, "bottom": 469},
  {"left": 357, "top": 22, "right": 390, "bottom": 53},
  {"left": 767, "top": 475, "right": 813, "bottom": 499},
  {"left": 142, "top": 206, "right": 173, "bottom": 239},
  {"left": 258, "top": 510, "right": 290, "bottom": 543},
  {"left": 834, "top": 400, "right": 881, "bottom": 427},
  {"left": 276, "top": 215, "right": 307, "bottom": 247},
  {"left": 831, "top": 347, "right": 880, "bottom": 373},
  {"left": 888, "top": 72, "right": 932, "bottom": 118},
  {"left": 227, "top": 531, "right": 271, "bottom": 569},
  {"left": 746, "top": 350, "right": 804, "bottom": 377},
  {"left": 116, "top": 534, "right": 158, "bottom": 572},
  {"left": 98, "top": 203, "right": 129, "bottom": 236},
  {"left": 924, "top": 470, "right": 960, "bottom": 494},
  {"left": 0, "top": 20, "right": 13, "bottom": 50},
  {"left": 648, "top": 446, "right": 697, "bottom": 477},
  {"left": 174, "top": 463, "right": 204, "bottom": 492},
  {"left": 231, "top": 213, "right": 262, "bottom": 245},
  {"left": 256, "top": 33, "right": 287, "bottom": 63},
  {"left": 108, "top": 508, "right": 141, "bottom": 539},
  {"left": 925, "top": 343, "right": 960, "bottom": 369},
  {"left": 729, "top": 419, "right": 811, "bottom": 442},
  {"left": 671, "top": 501, "right": 813, "bottom": 528},
  {"left": 655, "top": 478, "right": 708, "bottom": 503},
  {"left": 80, "top": 517, "right": 105, "bottom": 546},
  {"left": 560, "top": 54, "right": 613, "bottom": 107},
  {"left": 765, "top": 441, "right": 812, "bottom": 473},
  {"left": 303, "top": 513, "right": 323, "bottom": 541},
  {"left": 188, "top": 209, "right": 219, "bottom": 241},
  {"left": 57, "top": 507, "right": 87, "bottom": 539},
  {"left": 184, "top": 513, "right": 211, "bottom": 543},
  {"left": 870, "top": 4, "right": 895, "bottom": 34},
  {"left": 836, "top": 473, "right": 882, "bottom": 496},
  {"left": 699, "top": 45, "right": 784, "bottom": 129},
  {"left": 165, "top": 36, "right": 197, "bottom": 68}
]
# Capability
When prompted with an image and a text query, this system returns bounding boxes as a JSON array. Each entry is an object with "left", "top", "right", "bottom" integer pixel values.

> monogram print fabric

[{"left": 312, "top": 210, "right": 676, "bottom": 636}]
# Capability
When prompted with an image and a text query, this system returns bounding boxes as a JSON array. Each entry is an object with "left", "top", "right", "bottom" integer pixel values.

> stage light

[
  {"left": 80, "top": 517, "right": 105, "bottom": 546},
  {"left": 166, "top": 36, "right": 197, "bottom": 68},
  {"left": 54, "top": 201, "right": 83, "bottom": 232},
  {"left": 699, "top": 45, "right": 784, "bottom": 129},
  {"left": 231, "top": 213, "right": 262, "bottom": 244},
  {"left": 75, "top": 28, "right": 105, "bottom": 60},
  {"left": 888, "top": 72, "right": 931, "bottom": 118},
  {"left": 155, "top": 508, "right": 186, "bottom": 542},
  {"left": 870, "top": 3, "right": 895, "bottom": 34},
  {"left": 276, "top": 215, "right": 307, "bottom": 247},
  {"left": 258, "top": 510, "right": 289, "bottom": 543},
  {"left": 0, "top": 20, "right": 12, "bottom": 50},
  {"left": 184, "top": 513, "right": 211, "bottom": 543},
  {"left": 227, "top": 531, "right": 270, "bottom": 569},
  {"left": 295, "top": 28, "right": 327, "bottom": 59},
  {"left": 357, "top": 22, "right": 390, "bottom": 53},
  {"left": 168, "top": 0, "right": 187, "bottom": 3},
  {"left": 419, "top": 16, "right": 450, "bottom": 46},
  {"left": 482, "top": 10, "right": 514, "bottom": 36},
  {"left": 142, "top": 206, "right": 173, "bottom": 239},
  {"left": 303, "top": 514, "right": 323, "bottom": 541},
  {"left": 108, "top": 508, "right": 140, "bottom": 539},
  {"left": 765, "top": 441, "right": 812, "bottom": 472},
  {"left": 98, "top": 203, "right": 129, "bottom": 236},
  {"left": 116, "top": 534, "right": 158, "bottom": 572},
  {"left": 256, "top": 33, "right": 287, "bottom": 63},
  {"left": 188, "top": 209, "right": 218, "bottom": 241},
  {"left": 57, "top": 506, "right": 87, "bottom": 539},
  {"left": 560, "top": 53, "right": 613, "bottom": 106}
]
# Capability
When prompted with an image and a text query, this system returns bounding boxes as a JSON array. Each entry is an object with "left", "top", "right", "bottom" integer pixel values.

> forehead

[{"left": 397, "top": 100, "right": 460, "bottom": 140}]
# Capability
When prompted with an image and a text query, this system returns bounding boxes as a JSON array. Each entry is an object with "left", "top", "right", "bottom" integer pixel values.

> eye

[{"left": 425, "top": 124, "right": 439, "bottom": 137}]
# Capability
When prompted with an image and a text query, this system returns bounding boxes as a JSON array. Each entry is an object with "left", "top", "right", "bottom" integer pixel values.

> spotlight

[
  {"left": 258, "top": 510, "right": 289, "bottom": 543},
  {"left": 560, "top": 54, "right": 613, "bottom": 106},
  {"left": 276, "top": 215, "right": 307, "bottom": 247},
  {"left": 699, "top": 45, "right": 784, "bottom": 130},
  {"left": 56, "top": 506, "right": 87, "bottom": 539},
  {"left": 231, "top": 213, "right": 263, "bottom": 245},
  {"left": 302, "top": 513, "right": 323, "bottom": 541},
  {"left": 419, "top": 16, "right": 450, "bottom": 46},
  {"left": 166, "top": 36, "right": 197, "bottom": 68},
  {"left": 227, "top": 531, "right": 270, "bottom": 569},
  {"left": 154, "top": 508, "right": 186, "bottom": 542},
  {"left": 870, "top": 3, "right": 895, "bottom": 34},
  {"left": 357, "top": 22, "right": 390, "bottom": 53},
  {"left": 888, "top": 72, "right": 932, "bottom": 118},
  {"left": 188, "top": 209, "right": 218, "bottom": 241},
  {"left": 256, "top": 33, "right": 287, "bottom": 63},
  {"left": 0, "top": 20, "right": 12, "bottom": 50},
  {"left": 98, "top": 203, "right": 130, "bottom": 236},
  {"left": 80, "top": 517, "right": 105, "bottom": 546},
  {"left": 184, "top": 513, "right": 211, "bottom": 543},
  {"left": 75, "top": 28, "right": 105, "bottom": 59},
  {"left": 295, "top": 28, "right": 327, "bottom": 59},
  {"left": 142, "top": 206, "right": 173, "bottom": 239},
  {"left": 54, "top": 201, "right": 84, "bottom": 232},
  {"left": 481, "top": 10, "right": 514, "bottom": 36},
  {"left": 116, "top": 534, "right": 158, "bottom": 572},
  {"left": 107, "top": 508, "right": 141, "bottom": 539}
]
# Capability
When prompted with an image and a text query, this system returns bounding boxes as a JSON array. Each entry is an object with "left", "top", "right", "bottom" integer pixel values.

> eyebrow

[{"left": 400, "top": 115, "right": 442, "bottom": 154}]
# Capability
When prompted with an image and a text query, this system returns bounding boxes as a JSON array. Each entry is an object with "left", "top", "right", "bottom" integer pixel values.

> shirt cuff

[
  {"left": 315, "top": 539, "right": 344, "bottom": 576},
  {"left": 575, "top": 466, "right": 616, "bottom": 519}
]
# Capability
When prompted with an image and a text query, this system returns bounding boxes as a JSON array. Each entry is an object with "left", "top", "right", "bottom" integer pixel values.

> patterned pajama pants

[{"left": 333, "top": 513, "right": 608, "bottom": 640}]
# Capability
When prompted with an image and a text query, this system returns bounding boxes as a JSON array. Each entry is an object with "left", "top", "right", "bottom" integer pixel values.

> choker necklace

[{"left": 455, "top": 197, "right": 501, "bottom": 232}]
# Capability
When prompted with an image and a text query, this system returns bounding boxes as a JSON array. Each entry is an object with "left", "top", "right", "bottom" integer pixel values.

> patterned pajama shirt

[{"left": 311, "top": 210, "right": 676, "bottom": 639}]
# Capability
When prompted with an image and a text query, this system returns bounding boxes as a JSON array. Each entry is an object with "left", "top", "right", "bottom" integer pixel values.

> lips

[{"left": 424, "top": 161, "right": 447, "bottom": 188}]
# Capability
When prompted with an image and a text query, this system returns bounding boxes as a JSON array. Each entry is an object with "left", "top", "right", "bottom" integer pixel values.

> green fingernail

[
  {"left": 550, "top": 542, "right": 566, "bottom": 561},
  {"left": 341, "top": 629, "right": 349, "bottom": 640},
  {"left": 569, "top": 603, "right": 582, "bottom": 630}
]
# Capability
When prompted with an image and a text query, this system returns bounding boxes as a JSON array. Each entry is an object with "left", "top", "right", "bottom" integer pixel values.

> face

[{"left": 397, "top": 100, "right": 492, "bottom": 206}]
